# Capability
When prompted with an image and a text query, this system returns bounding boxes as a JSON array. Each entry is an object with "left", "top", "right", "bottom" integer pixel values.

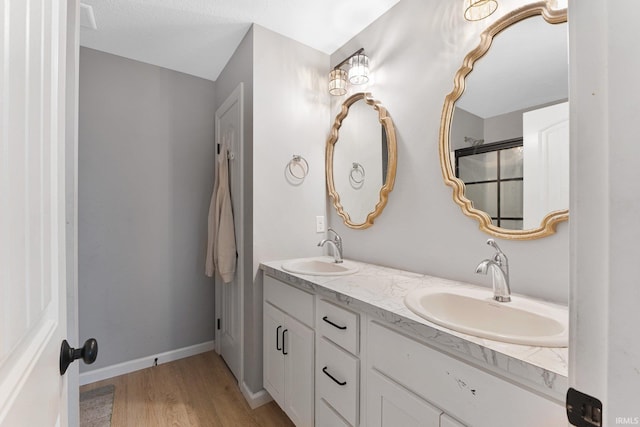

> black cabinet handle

[
  {"left": 322, "top": 366, "right": 347, "bottom": 386},
  {"left": 322, "top": 316, "right": 347, "bottom": 330},
  {"left": 282, "top": 329, "right": 288, "bottom": 355},
  {"left": 276, "top": 325, "right": 282, "bottom": 351}
]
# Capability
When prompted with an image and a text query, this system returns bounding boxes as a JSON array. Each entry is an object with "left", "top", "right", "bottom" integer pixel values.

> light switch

[{"left": 316, "top": 216, "right": 326, "bottom": 233}]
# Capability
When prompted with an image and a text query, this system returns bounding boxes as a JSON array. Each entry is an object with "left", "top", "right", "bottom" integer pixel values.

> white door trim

[{"left": 65, "top": 1, "right": 80, "bottom": 425}]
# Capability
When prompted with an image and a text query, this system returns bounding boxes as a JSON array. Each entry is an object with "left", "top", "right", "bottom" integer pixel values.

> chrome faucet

[
  {"left": 318, "top": 228, "right": 343, "bottom": 263},
  {"left": 475, "top": 239, "right": 511, "bottom": 302}
]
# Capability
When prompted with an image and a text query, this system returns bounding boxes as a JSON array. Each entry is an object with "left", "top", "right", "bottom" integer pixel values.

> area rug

[{"left": 80, "top": 384, "right": 115, "bottom": 427}]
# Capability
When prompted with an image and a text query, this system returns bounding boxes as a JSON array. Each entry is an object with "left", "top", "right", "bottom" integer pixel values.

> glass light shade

[
  {"left": 348, "top": 54, "right": 369, "bottom": 85},
  {"left": 464, "top": 0, "right": 498, "bottom": 21},
  {"left": 329, "top": 69, "right": 348, "bottom": 96}
]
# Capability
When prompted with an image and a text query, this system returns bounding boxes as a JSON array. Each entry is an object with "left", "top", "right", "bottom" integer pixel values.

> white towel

[
  {"left": 215, "top": 142, "right": 237, "bottom": 283},
  {"left": 205, "top": 133, "right": 237, "bottom": 283},
  {"left": 205, "top": 152, "right": 220, "bottom": 277}
]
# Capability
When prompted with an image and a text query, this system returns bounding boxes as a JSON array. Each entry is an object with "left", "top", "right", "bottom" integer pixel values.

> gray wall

[
  {"left": 451, "top": 107, "right": 484, "bottom": 151},
  {"left": 329, "top": 0, "right": 569, "bottom": 304},
  {"left": 484, "top": 108, "right": 525, "bottom": 143},
  {"left": 78, "top": 47, "right": 216, "bottom": 371}
]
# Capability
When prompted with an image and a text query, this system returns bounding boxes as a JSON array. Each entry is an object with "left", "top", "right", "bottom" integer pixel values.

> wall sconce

[
  {"left": 329, "top": 48, "right": 369, "bottom": 96},
  {"left": 464, "top": 0, "right": 498, "bottom": 21},
  {"left": 329, "top": 69, "right": 348, "bottom": 96}
]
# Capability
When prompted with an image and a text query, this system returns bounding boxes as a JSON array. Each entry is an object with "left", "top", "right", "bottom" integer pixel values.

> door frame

[
  {"left": 214, "top": 83, "right": 245, "bottom": 388},
  {"left": 65, "top": 1, "right": 80, "bottom": 425},
  {"left": 569, "top": 0, "right": 640, "bottom": 422}
]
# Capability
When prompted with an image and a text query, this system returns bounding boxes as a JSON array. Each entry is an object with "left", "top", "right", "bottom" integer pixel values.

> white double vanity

[
  {"left": 261, "top": 257, "right": 568, "bottom": 427},
  {"left": 261, "top": 4, "right": 571, "bottom": 425}
]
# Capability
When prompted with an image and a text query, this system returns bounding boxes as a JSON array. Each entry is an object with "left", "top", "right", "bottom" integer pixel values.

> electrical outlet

[{"left": 316, "top": 216, "right": 326, "bottom": 233}]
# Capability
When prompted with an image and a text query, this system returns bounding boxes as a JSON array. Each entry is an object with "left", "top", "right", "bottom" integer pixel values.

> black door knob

[{"left": 60, "top": 338, "right": 98, "bottom": 375}]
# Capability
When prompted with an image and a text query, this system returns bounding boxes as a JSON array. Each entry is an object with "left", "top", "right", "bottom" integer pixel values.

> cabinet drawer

[
  {"left": 317, "top": 338, "right": 359, "bottom": 426},
  {"left": 317, "top": 299, "right": 359, "bottom": 355},
  {"left": 368, "top": 321, "right": 565, "bottom": 427},
  {"left": 316, "top": 398, "right": 351, "bottom": 427},
  {"left": 264, "top": 274, "right": 314, "bottom": 327}
]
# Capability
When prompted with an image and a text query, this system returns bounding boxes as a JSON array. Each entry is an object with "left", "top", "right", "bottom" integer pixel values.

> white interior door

[
  {"left": 214, "top": 83, "right": 244, "bottom": 383},
  {"left": 522, "top": 101, "right": 569, "bottom": 229},
  {"left": 0, "top": 0, "right": 70, "bottom": 425}
]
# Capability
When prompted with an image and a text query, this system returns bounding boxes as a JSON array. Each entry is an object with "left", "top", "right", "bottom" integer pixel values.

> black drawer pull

[
  {"left": 322, "top": 366, "right": 347, "bottom": 386},
  {"left": 322, "top": 316, "right": 347, "bottom": 330},
  {"left": 276, "top": 325, "right": 282, "bottom": 351},
  {"left": 282, "top": 329, "right": 288, "bottom": 355}
]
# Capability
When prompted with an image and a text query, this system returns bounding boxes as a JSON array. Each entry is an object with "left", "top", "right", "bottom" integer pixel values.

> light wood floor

[{"left": 80, "top": 351, "right": 294, "bottom": 427}]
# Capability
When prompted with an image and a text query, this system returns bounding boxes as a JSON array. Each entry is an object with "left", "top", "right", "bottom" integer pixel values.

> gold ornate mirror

[
  {"left": 327, "top": 92, "right": 397, "bottom": 229},
  {"left": 439, "top": 2, "right": 568, "bottom": 240}
]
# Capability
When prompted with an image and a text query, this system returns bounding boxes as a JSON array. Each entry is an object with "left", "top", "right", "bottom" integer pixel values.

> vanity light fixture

[
  {"left": 464, "top": 0, "right": 498, "bottom": 21},
  {"left": 329, "top": 69, "right": 348, "bottom": 96},
  {"left": 348, "top": 53, "right": 369, "bottom": 84},
  {"left": 329, "top": 48, "right": 369, "bottom": 96}
]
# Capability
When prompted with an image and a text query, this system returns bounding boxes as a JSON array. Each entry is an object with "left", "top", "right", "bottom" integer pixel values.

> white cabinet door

[
  {"left": 367, "top": 369, "right": 442, "bottom": 427},
  {"left": 283, "top": 313, "right": 315, "bottom": 427},
  {"left": 264, "top": 300, "right": 314, "bottom": 427},
  {"left": 263, "top": 302, "right": 285, "bottom": 408}
]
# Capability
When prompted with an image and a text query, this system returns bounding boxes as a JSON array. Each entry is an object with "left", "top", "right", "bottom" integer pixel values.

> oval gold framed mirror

[
  {"left": 326, "top": 92, "right": 397, "bottom": 229},
  {"left": 439, "top": 2, "right": 568, "bottom": 240}
]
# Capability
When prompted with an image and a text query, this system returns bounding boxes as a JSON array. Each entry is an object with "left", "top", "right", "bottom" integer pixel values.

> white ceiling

[{"left": 79, "top": 0, "right": 402, "bottom": 81}]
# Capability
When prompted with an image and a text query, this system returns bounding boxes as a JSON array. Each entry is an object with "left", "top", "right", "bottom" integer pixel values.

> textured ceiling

[{"left": 79, "top": 0, "right": 401, "bottom": 81}]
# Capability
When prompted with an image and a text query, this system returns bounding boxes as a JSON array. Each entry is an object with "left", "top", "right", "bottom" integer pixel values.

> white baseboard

[
  {"left": 241, "top": 382, "right": 272, "bottom": 409},
  {"left": 79, "top": 341, "right": 215, "bottom": 386}
]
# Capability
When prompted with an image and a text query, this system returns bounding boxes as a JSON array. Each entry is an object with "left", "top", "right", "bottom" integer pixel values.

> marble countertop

[{"left": 260, "top": 256, "right": 568, "bottom": 401}]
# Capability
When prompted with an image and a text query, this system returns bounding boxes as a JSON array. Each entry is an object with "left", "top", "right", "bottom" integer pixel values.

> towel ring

[
  {"left": 350, "top": 162, "right": 365, "bottom": 184},
  {"left": 288, "top": 155, "right": 309, "bottom": 179}
]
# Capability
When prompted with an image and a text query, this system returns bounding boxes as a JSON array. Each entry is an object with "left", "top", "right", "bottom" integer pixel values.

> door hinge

[
  {"left": 567, "top": 387, "right": 603, "bottom": 427},
  {"left": 217, "top": 319, "right": 221, "bottom": 330}
]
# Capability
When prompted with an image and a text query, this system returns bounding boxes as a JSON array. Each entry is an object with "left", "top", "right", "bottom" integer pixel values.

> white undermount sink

[
  {"left": 404, "top": 286, "right": 568, "bottom": 347},
  {"left": 281, "top": 257, "right": 359, "bottom": 276}
]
